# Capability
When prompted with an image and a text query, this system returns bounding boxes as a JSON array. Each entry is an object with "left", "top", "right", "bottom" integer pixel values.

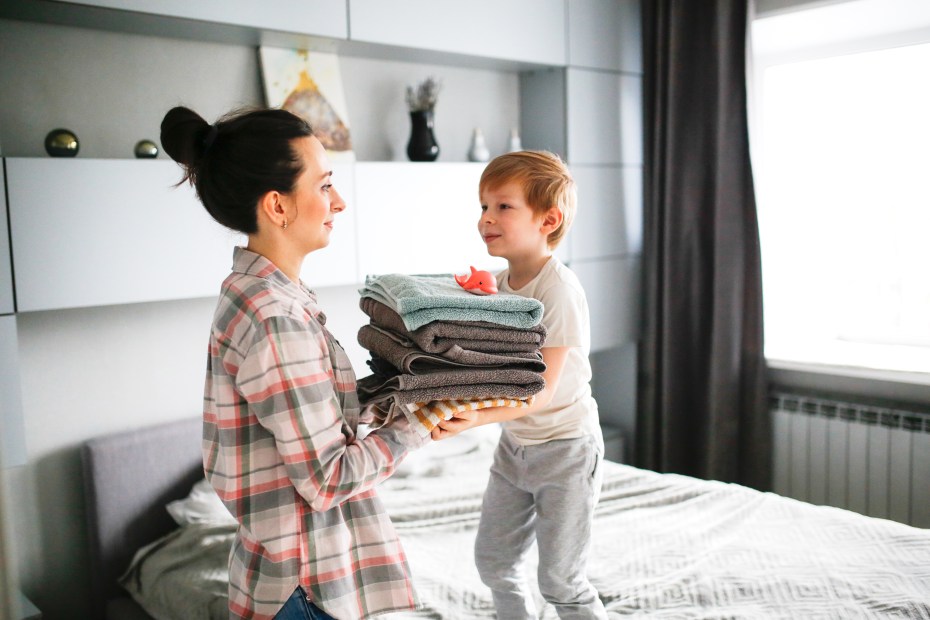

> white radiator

[{"left": 771, "top": 392, "right": 930, "bottom": 528}]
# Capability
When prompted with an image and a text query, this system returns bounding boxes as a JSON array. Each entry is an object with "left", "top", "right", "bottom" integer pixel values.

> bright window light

[{"left": 753, "top": 33, "right": 930, "bottom": 374}]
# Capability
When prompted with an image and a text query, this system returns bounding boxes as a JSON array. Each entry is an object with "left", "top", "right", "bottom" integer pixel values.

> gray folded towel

[
  {"left": 358, "top": 324, "right": 547, "bottom": 374},
  {"left": 360, "top": 272, "right": 544, "bottom": 331},
  {"left": 357, "top": 366, "right": 545, "bottom": 406},
  {"left": 360, "top": 298, "right": 547, "bottom": 354}
]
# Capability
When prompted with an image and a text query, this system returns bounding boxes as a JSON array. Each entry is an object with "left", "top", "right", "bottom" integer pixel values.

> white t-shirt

[{"left": 497, "top": 256, "right": 603, "bottom": 449}]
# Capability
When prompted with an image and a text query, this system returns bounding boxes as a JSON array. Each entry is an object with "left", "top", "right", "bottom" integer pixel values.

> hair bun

[{"left": 160, "top": 106, "right": 211, "bottom": 168}]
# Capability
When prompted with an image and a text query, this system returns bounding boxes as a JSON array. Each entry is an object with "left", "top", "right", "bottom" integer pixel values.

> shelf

[
  {"left": 2, "top": 158, "right": 506, "bottom": 312},
  {"left": 5, "top": 157, "right": 241, "bottom": 311}
]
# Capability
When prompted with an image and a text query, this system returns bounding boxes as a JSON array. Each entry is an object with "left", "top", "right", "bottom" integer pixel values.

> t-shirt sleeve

[{"left": 538, "top": 282, "right": 586, "bottom": 348}]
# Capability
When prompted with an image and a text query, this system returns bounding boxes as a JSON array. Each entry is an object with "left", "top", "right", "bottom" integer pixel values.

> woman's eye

[{"left": 322, "top": 184, "right": 332, "bottom": 192}]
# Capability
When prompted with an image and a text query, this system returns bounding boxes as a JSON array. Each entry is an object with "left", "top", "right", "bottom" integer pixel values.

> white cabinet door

[
  {"left": 51, "top": 0, "right": 349, "bottom": 38},
  {"left": 567, "top": 70, "right": 643, "bottom": 166},
  {"left": 354, "top": 162, "right": 506, "bottom": 278},
  {"left": 0, "top": 162, "right": 13, "bottom": 315},
  {"left": 6, "top": 158, "right": 243, "bottom": 312},
  {"left": 301, "top": 162, "right": 359, "bottom": 288},
  {"left": 573, "top": 256, "right": 640, "bottom": 352},
  {"left": 569, "top": 165, "right": 642, "bottom": 262},
  {"left": 567, "top": 0, "right": 642, "bottom": 73},
  {"left": 0, "top": 315, "right": 26, "bottom": 467},
  {"left": 349, "top": 0, "right": 566, "bottom": 66}
]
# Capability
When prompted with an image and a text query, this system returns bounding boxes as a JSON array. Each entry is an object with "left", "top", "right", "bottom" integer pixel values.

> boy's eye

[{"left": 480, "top": 205, "right": 488, "bottom": 211}]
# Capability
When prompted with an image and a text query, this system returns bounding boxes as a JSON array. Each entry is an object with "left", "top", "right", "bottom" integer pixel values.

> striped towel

[{"left": 404, "top": 397, "right": 534, "bottom": 436}]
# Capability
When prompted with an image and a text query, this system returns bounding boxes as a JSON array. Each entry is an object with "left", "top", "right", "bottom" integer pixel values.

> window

[{"left": 751, "top": 0, "right": 930, "bottom": 375}]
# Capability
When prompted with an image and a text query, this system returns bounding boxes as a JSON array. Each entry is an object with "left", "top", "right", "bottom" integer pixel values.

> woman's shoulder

[{"left": 216, "top": 272, "right": 321, "bottom": 333}]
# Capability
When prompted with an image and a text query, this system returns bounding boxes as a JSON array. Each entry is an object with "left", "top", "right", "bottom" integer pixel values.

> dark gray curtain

[{"left": 636, "top": 0, "right": 770, "bottom": 490}]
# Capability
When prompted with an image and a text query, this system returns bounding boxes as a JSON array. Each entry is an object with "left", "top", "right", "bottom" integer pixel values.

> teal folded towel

[{"left": 361, "top": 272, "right": 544, "bottom": 331}]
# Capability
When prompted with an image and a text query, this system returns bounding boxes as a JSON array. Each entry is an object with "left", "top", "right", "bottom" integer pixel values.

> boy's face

[{"left": 479, "top": 181, "right": 549, "bottom": 260}]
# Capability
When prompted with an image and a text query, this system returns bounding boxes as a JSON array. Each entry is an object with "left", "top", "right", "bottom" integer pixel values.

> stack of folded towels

[{"left": 357, "top": 272, "right": 548, "bottom": 437}]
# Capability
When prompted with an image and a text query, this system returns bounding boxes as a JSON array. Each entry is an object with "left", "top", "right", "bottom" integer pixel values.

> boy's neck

[{"left": 506, "top": 253, "right": 553, "bottom": 290}]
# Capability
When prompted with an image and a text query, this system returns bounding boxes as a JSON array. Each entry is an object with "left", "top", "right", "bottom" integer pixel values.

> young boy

[{"left": 433, "top": 150, "right": 607, "bottom": 619}]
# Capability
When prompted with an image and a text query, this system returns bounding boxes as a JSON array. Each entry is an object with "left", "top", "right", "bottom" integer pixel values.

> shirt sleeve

[
  {"left": 234, "top": 315, "right": 410, "bottom": 512},
  {"left": 538, "top": 282, "right": 586, "bottom": 348}
]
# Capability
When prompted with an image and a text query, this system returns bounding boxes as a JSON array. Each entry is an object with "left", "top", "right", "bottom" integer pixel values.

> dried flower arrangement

[{"left": 405, "top": 76, "right": 442, "bottom": 112}]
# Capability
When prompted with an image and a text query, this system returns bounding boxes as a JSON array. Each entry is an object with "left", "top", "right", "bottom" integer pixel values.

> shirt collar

[{"left": 231, "top": 246, "right": 326, "bottom": 322}]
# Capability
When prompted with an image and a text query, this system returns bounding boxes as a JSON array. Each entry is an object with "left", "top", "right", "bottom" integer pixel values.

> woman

[{"left": 160, "top": 106, "right": 428, "bottom": 620}]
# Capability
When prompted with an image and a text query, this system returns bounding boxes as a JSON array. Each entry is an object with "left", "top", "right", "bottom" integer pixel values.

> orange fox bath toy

[{"left": 454, "top": 266, "right": 498, "bottom": 295}]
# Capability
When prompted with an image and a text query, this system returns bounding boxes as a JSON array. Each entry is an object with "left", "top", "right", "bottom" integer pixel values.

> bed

[{"left": 82, "top": 417, "right": 930, "bottom": 620}]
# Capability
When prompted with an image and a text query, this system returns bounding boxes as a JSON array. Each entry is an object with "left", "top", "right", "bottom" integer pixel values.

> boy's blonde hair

[{"left": 479, "top": 150, "right": 576, "bottom": 249}]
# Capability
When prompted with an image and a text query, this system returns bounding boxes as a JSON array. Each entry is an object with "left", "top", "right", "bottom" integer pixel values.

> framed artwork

[{"left": 259, "top": 47, "right": 355, "bottom": 161}]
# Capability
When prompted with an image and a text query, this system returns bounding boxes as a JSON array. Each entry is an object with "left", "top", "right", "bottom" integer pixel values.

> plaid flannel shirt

[{"left": 203, "top": 247, "right": 418, "bottom": 619}]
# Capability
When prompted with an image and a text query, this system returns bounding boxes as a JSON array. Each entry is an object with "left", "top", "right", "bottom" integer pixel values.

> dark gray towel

[
  {"left": 358, "top": 324, "right": 546, "bottom": 374},
  {"left": 357, "top": 365, "right": 545, "bottom": 406},
  {"left": 360, "top": 297, "right": 547, "bottom": 354}
]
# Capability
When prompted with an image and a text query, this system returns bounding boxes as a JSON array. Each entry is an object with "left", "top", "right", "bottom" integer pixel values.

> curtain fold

[{"left": 636, "top": 0, "right": 770, "bottom": 490}]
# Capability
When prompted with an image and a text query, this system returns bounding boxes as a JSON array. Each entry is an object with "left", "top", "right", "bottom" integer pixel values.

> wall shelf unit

[
  {"left": 0, "top": 0, "right": 643, "bottom": 350},
  {"left": 0, "top": 6, "right": 644, "bottom": 616}
]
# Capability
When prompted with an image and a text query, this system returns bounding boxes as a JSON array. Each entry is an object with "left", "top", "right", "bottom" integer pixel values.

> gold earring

[{"left": 282, "top": 218, "right": 288, "bottom": 230}]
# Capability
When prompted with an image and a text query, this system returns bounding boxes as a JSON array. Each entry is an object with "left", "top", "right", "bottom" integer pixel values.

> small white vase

[
  {"left": 508, "top": 128, "right": 523, "bottom": 152},
  {"left": 467, "top": 127, "right": 490, "bottom": 162}
]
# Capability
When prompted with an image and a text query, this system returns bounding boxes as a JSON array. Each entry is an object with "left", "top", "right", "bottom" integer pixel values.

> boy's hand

[{"left": 431, "top": 410, "right": 480, "bottom": 441}]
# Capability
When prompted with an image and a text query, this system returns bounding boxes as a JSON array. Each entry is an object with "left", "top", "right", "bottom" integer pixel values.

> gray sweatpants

[{"left": 474, "top": 431, "right": 608, "bottom": 620}]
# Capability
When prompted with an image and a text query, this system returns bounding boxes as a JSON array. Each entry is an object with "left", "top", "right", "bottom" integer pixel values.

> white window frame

[{"left": 749, "top": 0, "right": 930, "bottom": 395}]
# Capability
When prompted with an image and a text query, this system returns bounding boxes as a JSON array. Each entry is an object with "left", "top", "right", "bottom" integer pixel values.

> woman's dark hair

[{"left": 160, "top": 106, "right": 313, "bottom": 234}]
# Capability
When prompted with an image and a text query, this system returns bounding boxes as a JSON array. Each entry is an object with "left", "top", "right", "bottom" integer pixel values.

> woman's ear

[
  {"left": 540, "top": 205, "right": 564, "bottom": 234},
  {"left": 257, "top": 190, "right": 288, "bottom": 229}
]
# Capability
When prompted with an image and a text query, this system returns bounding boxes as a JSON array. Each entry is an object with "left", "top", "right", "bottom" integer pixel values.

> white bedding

[
  {"left": 381, "top": 439, "right": 930, "bottom": 619},
  {"left": 121, "top": 428, "right": 930, "bottom": 619}
]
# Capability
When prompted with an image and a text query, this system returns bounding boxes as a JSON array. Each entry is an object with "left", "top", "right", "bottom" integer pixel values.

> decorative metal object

[
  {"left": 134, "top": 139, "right": 159, "bottom": 159},
  {"left": 44, "top": 128, "right": 79, "bottom": 157}
]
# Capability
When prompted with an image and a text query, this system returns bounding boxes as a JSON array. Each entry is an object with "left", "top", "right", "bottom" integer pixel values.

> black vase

[{"left": 406, "top": 110, "right": 440, "bottom": 161}]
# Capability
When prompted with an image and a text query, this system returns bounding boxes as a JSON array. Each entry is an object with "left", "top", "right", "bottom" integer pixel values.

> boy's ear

[{"left": 539, "top": 205, "right": 563, "bottom": 234}]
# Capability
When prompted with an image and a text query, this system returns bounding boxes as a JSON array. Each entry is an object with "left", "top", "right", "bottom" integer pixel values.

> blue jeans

[{"left": 274, "top": 586, "right": 337, "bottom": 620}]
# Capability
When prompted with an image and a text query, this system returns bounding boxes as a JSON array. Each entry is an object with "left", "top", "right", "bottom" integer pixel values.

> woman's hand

[{"left": 431, "top": 410, "right": 480, "bottom": 440}]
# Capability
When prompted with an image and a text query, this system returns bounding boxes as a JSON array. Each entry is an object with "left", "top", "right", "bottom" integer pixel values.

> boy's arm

[{"left": 431, "top": 346, "right": 570, "bottom": 440}]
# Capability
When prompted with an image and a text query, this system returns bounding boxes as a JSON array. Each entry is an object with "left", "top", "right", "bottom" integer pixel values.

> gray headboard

[{"left": 81, "top": 417, "right": 202, "bottom": 620}]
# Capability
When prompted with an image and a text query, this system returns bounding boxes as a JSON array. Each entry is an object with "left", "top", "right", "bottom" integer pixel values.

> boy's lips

[{"left": 482, "top": 233, "right": 501, "bottom": 243}]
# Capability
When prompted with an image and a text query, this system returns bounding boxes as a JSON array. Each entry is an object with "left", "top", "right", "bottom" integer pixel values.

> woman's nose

[{"left": 331, "top": 187, "right": 347, "bottom": 212}]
